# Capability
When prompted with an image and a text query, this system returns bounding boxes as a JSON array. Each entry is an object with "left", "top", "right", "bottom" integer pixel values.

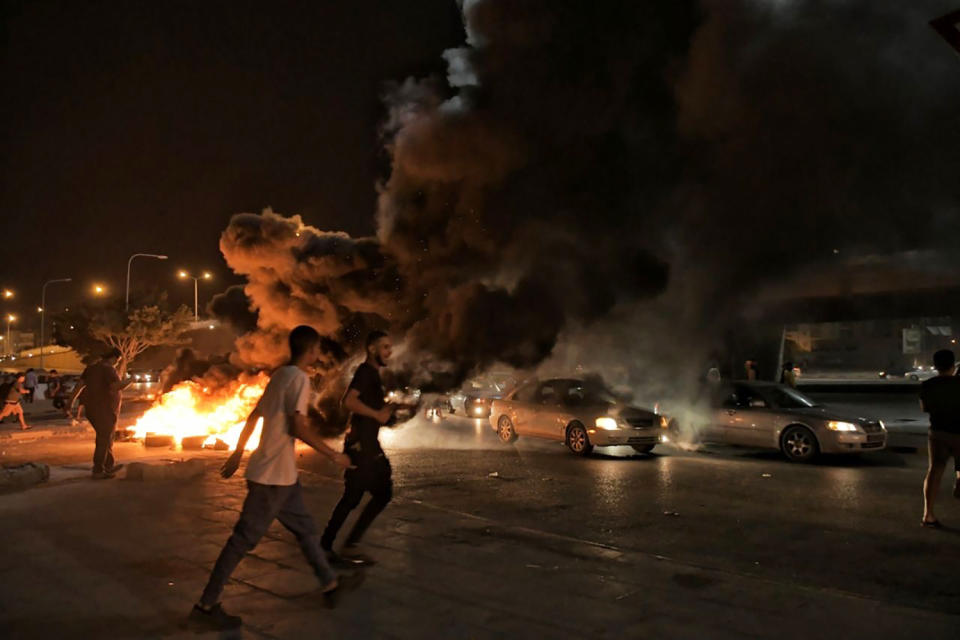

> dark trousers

[
  {"left": 201, "top": 480, "right": 335, "bottom": 606},
  {"left": 88, "top": 407, "right": 117, "bottom": 474},
  {"left": 321, "top": 451, "right": 393, "bottom": 550}
]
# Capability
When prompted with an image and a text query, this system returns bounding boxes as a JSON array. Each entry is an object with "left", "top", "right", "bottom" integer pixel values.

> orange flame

[{"left": 130, "top": 373, "right": 269, "bottom": 450}]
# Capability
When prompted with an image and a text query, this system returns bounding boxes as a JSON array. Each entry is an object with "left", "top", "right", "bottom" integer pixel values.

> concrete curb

[{"left": 0, "top": 425, "right": 91, "bottom": 442}]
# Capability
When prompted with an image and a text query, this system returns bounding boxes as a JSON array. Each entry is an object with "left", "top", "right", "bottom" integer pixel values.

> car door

[
  {"left": 721, "top": 385, "right": 775, "bottom": 447},
  {"left": 529, "top": 381, "right": 566, "bottom": 439},
  {"left": 703, "top": 384, "right": 735, "bottom": 443},
  {"left": 507, "top": 381, "right": 540, "bottom": 436}
]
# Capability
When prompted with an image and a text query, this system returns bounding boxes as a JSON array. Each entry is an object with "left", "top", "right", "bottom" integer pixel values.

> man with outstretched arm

[
  {"left": 321, "top": 330, "right": 396, "bottom": 565},
  {"left": 190, "top": 325, "right": 358, "bottom": 632}
]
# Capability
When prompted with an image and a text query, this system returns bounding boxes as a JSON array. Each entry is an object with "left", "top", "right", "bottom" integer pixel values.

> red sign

[{"left": 931, "top": 9, "right": 960, "bottom": 54}]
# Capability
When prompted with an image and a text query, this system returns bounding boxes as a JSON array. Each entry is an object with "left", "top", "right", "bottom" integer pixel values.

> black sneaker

[
  {"left": 325, "top": 549, "right": 365, "bottom": 568},
  {"left": 104, "top": 463, "right": 125, "bottom": 475},
  {"left": 91, "top": 471, "right": 116, "bottom": 480},
  {"left": 341, "top": 547, "right": 377, "bottom": 566},
  {"left": 188, "top": 603, "right": 241, "bottom": 630},
  {"left": 322, "top": 571, "right": 365, "bottom": 608}
]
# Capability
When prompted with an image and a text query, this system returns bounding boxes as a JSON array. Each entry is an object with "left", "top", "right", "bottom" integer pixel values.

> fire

[{"left": 130, "top": 373, "right": 269, "bottom": 450}]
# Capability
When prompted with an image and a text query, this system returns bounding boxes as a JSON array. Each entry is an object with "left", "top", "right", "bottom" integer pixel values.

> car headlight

[
  {"left": 595, "top": 417, "right": 619, "bottom": 431},
  {"left": 878, "top": 420, "right": 886, "bottom": 431},
  {"left": 827, "top": 420, "right": 858, "bottom": 432}
]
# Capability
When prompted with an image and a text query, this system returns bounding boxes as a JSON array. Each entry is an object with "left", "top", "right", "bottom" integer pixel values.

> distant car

[
  {"left": 878, "top": 366, "right": 935, "bottom": 381},
  {"left": 675, "top": 381, "right": 886, "bottom": 463},
  {"left": 488, "top": 377, "right": 668, "bottom": 456},
  {"left": 458, "top": 372, "right": 518, "bottom": 419}
]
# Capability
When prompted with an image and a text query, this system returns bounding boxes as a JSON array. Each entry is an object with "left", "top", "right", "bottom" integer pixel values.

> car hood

[{"left": 780, "top": 406, "right": 876, "bottom": 425}]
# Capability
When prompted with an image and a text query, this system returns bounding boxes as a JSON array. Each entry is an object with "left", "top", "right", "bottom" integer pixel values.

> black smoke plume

[{"left": 214, "top": 0, "right": 960, "bottom": 411}]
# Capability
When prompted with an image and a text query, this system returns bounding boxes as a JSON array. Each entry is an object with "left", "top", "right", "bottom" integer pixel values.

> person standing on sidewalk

[
  {"left": 23, "top": 368, "right": 37, "bottom": 403},
  {"left": 920, "top": 349, "right": 960, "bottom": 528},
  {"left": 190, "top": 325, "right": 358, "bottom": 632},
  {"left": 321, "top": 330, "right": 396, "bottom": 565},
  {"left": 71, "top": 348, "right": 126, "bottom": 479}
]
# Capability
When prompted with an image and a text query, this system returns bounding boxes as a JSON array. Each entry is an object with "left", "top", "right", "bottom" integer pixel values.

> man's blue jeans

[{"left": 201, "top": 480, "right": 336, "bottom": 605}]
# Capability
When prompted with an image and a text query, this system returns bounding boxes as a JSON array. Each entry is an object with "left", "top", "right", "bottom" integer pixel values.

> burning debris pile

[{"left": 130, "top": 373, "right": 269, "bottom": 450}]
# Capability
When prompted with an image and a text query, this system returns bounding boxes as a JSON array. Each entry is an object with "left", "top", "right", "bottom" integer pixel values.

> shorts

[{"left": 928, "top": 430, "right": 960, "bottom": 466}]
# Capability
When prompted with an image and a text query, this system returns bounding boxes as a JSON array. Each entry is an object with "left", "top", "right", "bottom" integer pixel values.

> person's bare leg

[
  {"left": 923, "top": 460, "right": 946, "bottom": 523},
  {"left": 13, "top": 405, "right": 29, "bottom": 430}
]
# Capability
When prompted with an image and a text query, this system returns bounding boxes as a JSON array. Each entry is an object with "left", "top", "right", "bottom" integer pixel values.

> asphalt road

[{"left": 317, "top": 408, "right": 960, "bottom": 618}]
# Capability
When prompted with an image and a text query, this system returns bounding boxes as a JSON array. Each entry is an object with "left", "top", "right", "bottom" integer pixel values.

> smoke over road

[{"left": 211, "top": 1, "right": 960, "bottom": 409}]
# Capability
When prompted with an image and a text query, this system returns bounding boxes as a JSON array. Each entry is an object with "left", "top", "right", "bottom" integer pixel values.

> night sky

[{"left": 1, "top": 0, "right": 464, "bottom": 318}]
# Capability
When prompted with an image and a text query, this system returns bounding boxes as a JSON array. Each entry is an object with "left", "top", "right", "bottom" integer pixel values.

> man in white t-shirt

[{"left": 190, "top": 325, "right": 356, "bottom": 631}]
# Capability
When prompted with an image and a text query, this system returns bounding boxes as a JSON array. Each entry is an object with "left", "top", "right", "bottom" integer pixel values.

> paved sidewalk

[{"left": 1, "top": 459, "right": 957, "bottom": 639}]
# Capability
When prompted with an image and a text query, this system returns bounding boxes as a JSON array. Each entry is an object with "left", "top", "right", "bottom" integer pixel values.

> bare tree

[{"left": 90, "top": 305, "right": 193, "bottom": 377}]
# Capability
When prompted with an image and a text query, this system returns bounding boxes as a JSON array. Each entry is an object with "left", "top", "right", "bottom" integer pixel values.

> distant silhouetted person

[
  {"left": 23, "top": 368, "right": 37, "bottom": 403},
  {"left": 780, "top": 362, "right": 797, "bottom": 388},
  {"left": 744, "top": 359, "right": 759, "bottom": 381},
  {"left": 920, "top": 349, "right": 960, "bottom": 527}
]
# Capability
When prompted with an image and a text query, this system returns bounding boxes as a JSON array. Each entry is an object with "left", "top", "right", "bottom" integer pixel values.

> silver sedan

[
  {"left": 675, "top": 381, "right": 887, "bottom": 462},
  {"left": 489, "top": 377, "right": 667, "bottom": 456}
]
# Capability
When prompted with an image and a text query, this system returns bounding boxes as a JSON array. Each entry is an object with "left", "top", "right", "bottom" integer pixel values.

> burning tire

[
  {"left": 780, "top": 425, "right": 819, "bottom": 463},
  {"left": 496, "top": 415, "right": 517, "bottom": 444},
  {"left": 565, "top": 422, "right": 593, "bottom": 456}
]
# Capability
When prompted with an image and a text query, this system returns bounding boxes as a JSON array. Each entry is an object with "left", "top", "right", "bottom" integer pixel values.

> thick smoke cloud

[{"left": 216, "top": 0, "right": 959, "bottom": 405}]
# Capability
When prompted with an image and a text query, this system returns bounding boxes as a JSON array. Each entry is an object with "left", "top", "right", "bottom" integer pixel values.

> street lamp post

[
  {"left": 126, "top": 253, "right": 169, "bottom": 310},
  {"left": 178, "top": 271, "right": 212, "bottom": 322},
  {"left": 5, "top": 314, "right": 16, "bottom": 356},
  {"left": 40, "top": 278, "right": 72, "bottom": 369}
]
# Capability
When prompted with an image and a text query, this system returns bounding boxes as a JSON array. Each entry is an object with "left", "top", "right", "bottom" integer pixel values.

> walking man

[
  {"left": 321, "top": 330, "right": 396, "bottom": 565},
  {"left": 190, "top": 325, "right": 357, "bottom": 631},
  {"left": 920, "top": 349, "right": 960, "bottom": 528},
  {"left": 71, "top": 348, "right": 127, "bottom": 479}
]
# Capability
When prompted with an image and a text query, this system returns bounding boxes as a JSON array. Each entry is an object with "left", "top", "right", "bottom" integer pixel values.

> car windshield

[
  {"left": 563, "top": 381, "right": 617, "bottom": 407},
  {"left": 761, "top": 386, "right": 819, "bottom": 409}
]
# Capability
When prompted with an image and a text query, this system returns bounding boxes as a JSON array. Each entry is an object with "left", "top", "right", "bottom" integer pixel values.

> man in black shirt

[
  {"left": 919, "top": 349, "right": 960, "bottom": 527},
  {"left": 321, "top": 330, "right": 395, "bottom": 563},
  {"left": 72, "top": 348, "right": 127, "bottom": 479}
]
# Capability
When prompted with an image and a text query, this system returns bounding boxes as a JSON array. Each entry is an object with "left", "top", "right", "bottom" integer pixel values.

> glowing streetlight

[
  {"left": 2, "top": 289, "right": 13, "bottom": 299},
  {"left": 178, "top": 270, "right": 213, "bottom": 322},
  {"left": 93, "top": 284, "right": 106, "bottom": 295},
  {"left": 126, "top": 253, "right": 168, "bottom": 310}
]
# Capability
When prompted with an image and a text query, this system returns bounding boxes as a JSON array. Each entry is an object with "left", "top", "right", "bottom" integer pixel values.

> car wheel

[
  {"left": 631, "top": 444, "right": 654, "bottom": 454},
  {"left": 909, "top": 374, "right": 919, "bottom": 381},
  {"left": 780, "top": 425, "right": 819, "bottom": 463},
  {"left": 497, "top": 415, "right": 518, "bottom": 444},
  {"left": 565, "top": 423, "right": 593, "bottom": 456}
]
